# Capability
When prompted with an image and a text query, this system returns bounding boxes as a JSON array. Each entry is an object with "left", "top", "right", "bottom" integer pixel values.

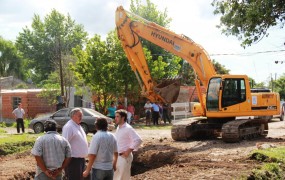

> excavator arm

[{"left": 115, "top": 6, "right": 216, "bottom": 104}]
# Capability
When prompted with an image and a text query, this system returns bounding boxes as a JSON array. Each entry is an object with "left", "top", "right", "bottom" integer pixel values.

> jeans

[
  {"left": 35, "top": 172, "right": 62, "bottom": 180},
  {"left": 91, "top": 168, "right": 113, "bottom": 180}
]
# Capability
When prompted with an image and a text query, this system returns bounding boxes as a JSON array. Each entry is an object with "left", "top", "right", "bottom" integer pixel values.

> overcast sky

[{"left": 0, "top": 0, "right": 284, "bottom": 84}]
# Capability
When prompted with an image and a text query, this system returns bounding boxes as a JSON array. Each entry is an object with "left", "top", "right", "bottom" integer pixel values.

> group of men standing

[
  {"left": 31, "top": 108, "right": 142, "bottom": 180},
  {"left": 144, "top": 100, "right": 171, "bottom": 126}
]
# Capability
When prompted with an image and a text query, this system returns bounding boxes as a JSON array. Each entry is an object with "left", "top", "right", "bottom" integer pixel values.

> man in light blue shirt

[{"left": 83, "top": 118, "right": 118, "bottom": 180}]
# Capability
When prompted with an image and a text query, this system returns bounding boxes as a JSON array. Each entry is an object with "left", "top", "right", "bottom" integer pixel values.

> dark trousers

[
  {"left": 163, "top": 110, "right": 171, "bottom": 124},
  {"left": 65, "top": 157, "right": 85, "bottom": 180},
  {"left": 152, "top": 111, "right": 159, "bottom": 125},
  {"left": 16, "top": 118, "right": 25, "bottom": 133}
]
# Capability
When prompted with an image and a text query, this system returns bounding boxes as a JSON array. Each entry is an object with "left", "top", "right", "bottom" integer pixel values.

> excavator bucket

[{"left": 154, "top": 79, "right": 181, "bottom": 104}]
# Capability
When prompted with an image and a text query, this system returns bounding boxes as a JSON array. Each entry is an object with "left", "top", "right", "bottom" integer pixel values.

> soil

[{"left": 1, "top": 119, "right": 285, "bottom": 180}]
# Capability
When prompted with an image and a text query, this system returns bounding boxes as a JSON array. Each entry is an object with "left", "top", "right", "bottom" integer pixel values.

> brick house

[{"left": 0, "top": 89, "right": 55, "bottom": 121}]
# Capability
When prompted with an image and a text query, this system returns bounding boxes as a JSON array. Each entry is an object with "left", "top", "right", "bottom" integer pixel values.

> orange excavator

[{"left": 115, "top": 6, "right": 280, "bottom": 142}]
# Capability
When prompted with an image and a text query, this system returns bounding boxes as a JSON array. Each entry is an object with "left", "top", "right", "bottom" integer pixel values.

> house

[
  {"left": 0, "top": 89, "right": 55, "bottom": 122},
  {"left": 0, "top": 87, "right": 93, "bottom": 122}
]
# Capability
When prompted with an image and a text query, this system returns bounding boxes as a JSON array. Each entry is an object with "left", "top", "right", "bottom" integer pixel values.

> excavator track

[
  {"left": 171, "top": 117, "right": 222, "bottom": 141},
  {"left": 222, "top": 119, "right": 268, "bottom": 143},
  {"left": 171, "top": 118, "right": 203, "bottom": 141},
  {"left": 172, "top": 118, "right": 268, "bottom": 143}
]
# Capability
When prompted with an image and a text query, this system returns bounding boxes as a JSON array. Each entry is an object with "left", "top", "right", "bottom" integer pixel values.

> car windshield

[{"left": 84, "top": 108, "right": 107, "bottom": 118}]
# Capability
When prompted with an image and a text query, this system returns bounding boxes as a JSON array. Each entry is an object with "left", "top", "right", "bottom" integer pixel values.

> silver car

[{"left": 29, "top": 107, "right": 115, "bottom": 134}]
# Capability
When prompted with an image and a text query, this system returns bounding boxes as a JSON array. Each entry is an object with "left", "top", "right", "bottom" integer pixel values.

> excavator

[{"left": 115, "top": 6, "right": 280, "bottom": 142}]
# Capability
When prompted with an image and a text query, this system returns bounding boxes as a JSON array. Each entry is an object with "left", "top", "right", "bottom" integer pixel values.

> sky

[{"left": 0, "top": 0, "right": 284, "bottom": 84}]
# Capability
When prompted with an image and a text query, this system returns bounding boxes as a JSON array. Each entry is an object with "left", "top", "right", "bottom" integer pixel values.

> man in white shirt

[
  {"left": 114, "top": 109, "right": 142, "bottom": 180},
  {"left": 12, "top": 103, "right": 25, "bottom": 133},
  {"left": 144, "top": 100, "right": 152, "bottom": 125},
  {"left": 62, "top": 108, "right": 88, "bottom": 180}
]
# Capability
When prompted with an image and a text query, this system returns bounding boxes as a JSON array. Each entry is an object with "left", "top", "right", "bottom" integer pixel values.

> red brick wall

[
  {"left": 27, "top": 92, "right": 54, "bottom": 118},
  {"left": 2, "top": 90, "right": 55, "bottom": 119}
]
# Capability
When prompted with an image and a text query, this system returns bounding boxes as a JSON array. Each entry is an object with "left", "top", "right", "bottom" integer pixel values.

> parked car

[{"left": 29, "top": 107, "right": 115, "bottom": 134}]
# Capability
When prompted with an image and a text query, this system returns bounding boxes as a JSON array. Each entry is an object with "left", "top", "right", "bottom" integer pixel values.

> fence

[{"left": 171, "top": 102, "right": 192, "bottom": 121}]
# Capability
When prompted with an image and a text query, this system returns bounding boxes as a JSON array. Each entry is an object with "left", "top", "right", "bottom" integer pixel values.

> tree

[
  {"left": 275, "top": 74, "right": 285, "bottom": 100},
  {"left": 212, "top": 0, "right": 285, "bottom": 47},
  {"left": 0, "top": 36, "right": 25, "bottom": 79},
  {"left": 179, "top": 59, "right": 230, "bottom": 86},
  {"left": 213, "top": 60, "right": 230, "bottom": 74},
  {"left": 130, "top": 0, "right": 182, "bottom": 81},
  {"left": 16, "top": 9, "right": 87, "bottom": 87},
  {"left": 73, "top": 33, "right": 122, "bottom": 112}
]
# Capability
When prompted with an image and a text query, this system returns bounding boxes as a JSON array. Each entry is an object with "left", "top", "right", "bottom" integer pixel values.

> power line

[
  {"left": 151, "top": 49, "right": 285, "bottom": 57},
  {"left": 210, "top": 49, "right": 285, "bottom": 56}
]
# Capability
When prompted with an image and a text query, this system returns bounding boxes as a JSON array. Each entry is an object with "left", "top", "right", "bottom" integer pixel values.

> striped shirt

[
  {"left": 89, "top": 130, "right": 118, "bottom": 170},
  {"left": 115, "top": 122, "right": 142, "bottom": 153},
  {"left": 31, "top": 131, "right": 71, "bottom": 176},
  {"left": 12, "top": 108, "right": 25, "bottom": 118},
  {"left": 62, "top": 119, "right": 88, "bottom": 158}
]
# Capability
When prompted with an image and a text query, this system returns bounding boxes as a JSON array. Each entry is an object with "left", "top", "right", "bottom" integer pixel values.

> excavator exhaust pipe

[{"left": 154, "top": 79, "right": 181, "bottom": 104}]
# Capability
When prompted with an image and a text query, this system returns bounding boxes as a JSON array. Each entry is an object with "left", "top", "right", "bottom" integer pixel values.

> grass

[
  {"left": 132, "top": 123, "right": 172, "bottom": 130},
  {"left": 0, "top": 132, "right": 41, "bottom": 156},
  {"left": 247, "top": 146, "right": 285, "bottom": 179},
  {"left": 0, "top": 122, "right": 170, "bottom": 155},
  {"left": 0, "top": 119, "right": 31, "bottom": 128},
  {"left": 0, "top": 128, "right": 7, "bottom": 133}
]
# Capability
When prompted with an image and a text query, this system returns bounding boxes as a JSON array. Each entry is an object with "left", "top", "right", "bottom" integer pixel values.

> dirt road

[{"left": 1, "top": 120, "right": 285, "bottom": 180}]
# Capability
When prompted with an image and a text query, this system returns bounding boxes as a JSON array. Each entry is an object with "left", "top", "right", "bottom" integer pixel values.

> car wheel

[
  {"left": 34, "top": 123, "right": 44, "bottom": 133},
  {"left": 80, "top": 123, "right": 88, "bottom": 134}
]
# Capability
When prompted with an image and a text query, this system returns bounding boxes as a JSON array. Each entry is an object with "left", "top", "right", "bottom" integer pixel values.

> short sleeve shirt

[
  {"left": 31, "top": 131, "right": 71, "bottom": 176},
  {"left": 89, "top": 131, "right": 118, "bottom": 170},
  {"left": 144, "top": 103, "right": 152, "bottom": 113}
]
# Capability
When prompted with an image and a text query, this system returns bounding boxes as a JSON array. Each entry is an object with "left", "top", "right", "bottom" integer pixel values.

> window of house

[{"left": 12, "top": 97, "right": 22, "bottom": 110}]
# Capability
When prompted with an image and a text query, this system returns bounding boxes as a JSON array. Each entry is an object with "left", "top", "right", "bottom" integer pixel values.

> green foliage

[
  {"left": 212, "top": 0, "right": 285, "bottom": 47},
  {"left": 130, "top": 0, "right": 182, "bottom": 81},
  {"left": 0, "top": 128, "right": 7, "bottom": 133},
  {"left": 14, "top": 83, "right": 29, "bottom": 89},
  {"left": 250, "top": 163, "right": 283, "bottom": 180},
  {"left": 0, "top": 133, "right": 39, "bottom": 155},
  {"left": 37, "top": 81, "right": 60, "bottom": 107},
  {"left": 251, "top": 146, "right": 285, "bottom": 163},
  {"left": 73, "top": 33, "right": 122, "bottom": 111},
  {"left": 0, "top": 122, "right": 7, "bottom": 128},
  {"left": 212, "top": 59, "right": 230, "bottom": 74},
  {"left": 248, "top": 146, "right": 285, "bottom": 179},
  {"left": 6, "top": 119, "right": 30, "bottom": 128},
  {"left": 275, "top": 74, "right": 285, "bottom": 100},
  {"left": 16, "top": 9, "right": 87, "bottom": 85},
  {"left": 0, "top": 36, "right": 26, "bottom": 79}
]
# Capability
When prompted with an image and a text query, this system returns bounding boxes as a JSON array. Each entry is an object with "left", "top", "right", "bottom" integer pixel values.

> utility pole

[{"left": 58, "top": 37, "right": 64, "bottom": 98}]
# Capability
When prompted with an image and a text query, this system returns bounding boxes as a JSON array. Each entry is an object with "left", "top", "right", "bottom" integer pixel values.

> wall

[{"left": 1, "top": 89, "right": 55, "bottom": 121}]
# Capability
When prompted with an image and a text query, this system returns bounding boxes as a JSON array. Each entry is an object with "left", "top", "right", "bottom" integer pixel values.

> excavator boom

[{"left": 116, "top": 6, "right": 215, "bottom": 103}]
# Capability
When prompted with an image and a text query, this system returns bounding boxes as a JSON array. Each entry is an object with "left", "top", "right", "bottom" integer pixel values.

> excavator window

[
  {"left": 206, "top": 77, "right": 222, "bottom": 111},
  {"left": 221, "top": 78, "right": 246, "bottom": 107}
]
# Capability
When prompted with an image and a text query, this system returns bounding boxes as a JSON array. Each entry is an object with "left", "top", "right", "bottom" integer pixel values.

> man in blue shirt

[
  {"left": 152, "top": 102, "right": 160, "bottom": 125},
  {"left": 83, "top": 118, "right": 118, "bottom": 180}
]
